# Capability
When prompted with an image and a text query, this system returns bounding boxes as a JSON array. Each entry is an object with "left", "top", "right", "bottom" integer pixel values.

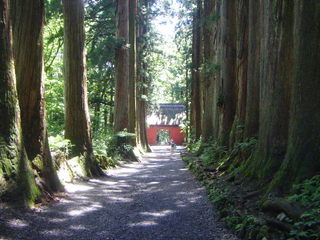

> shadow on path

[{"left": 0, "top": 146, "right": 238, "bottom": 240}]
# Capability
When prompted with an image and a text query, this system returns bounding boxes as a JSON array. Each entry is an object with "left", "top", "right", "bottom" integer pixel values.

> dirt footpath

[{"left": 0, "top": 146, "right": 238, "bottom": 240}]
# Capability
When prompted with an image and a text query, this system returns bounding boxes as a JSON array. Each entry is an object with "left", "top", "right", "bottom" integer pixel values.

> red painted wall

[{"left": 147, "top": 126, "right": 184, "bottom": 145}]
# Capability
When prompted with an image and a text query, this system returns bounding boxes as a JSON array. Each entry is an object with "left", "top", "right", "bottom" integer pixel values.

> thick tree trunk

[
  {"left": 128, "top": 0, "right": 137, "bottom": 140},
  {"left": 229, "top": 0, "right": 249, "bottom": 147},
  {"left": 202, "top": 0, "right": 215, "bottom": 141},
  {"left": 249, "top": 0, "right": 293, "bottom": 180},
  {"left": 136, "top": 12, "right": 150, "bottom": 152},
  {"left": 272, "top": 1, "right": 320, "bottom": 186},
  {"left": 212, "top": 0, "right": 221, "bottom": 139},
  {"left": 0, "top": 0, "right": 39, "bottom": 205},
  {"left": 244, "top": 0, "right": 261, "bottom": 140},
  {"left": 191, "top": 9, "right": 202, "bottom": 140},
  {"left": 12, "top": 0, "right": 63, "bottom": 192},
  {"left": 218, "top": 0, "right": 237, "bottom": 147},
  {"left": 114, "top": 0, "right": 129, "bottom": 133},
  {"left": 63, "top": 0, "right": 102, "bottom": 176}
]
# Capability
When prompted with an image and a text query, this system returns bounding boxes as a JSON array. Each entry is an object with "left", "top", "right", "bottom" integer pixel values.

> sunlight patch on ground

[
  {"left": 69, "top": 225, "right": 86, "bottom": 230},
  {"left": 41, "top": 229, "right": 70, "bottom": 237},
  {"left": 107, "top": 196, "right": 133, "bottom": 203},
  {"left": 64, "top": 184, "right": 93, "bottom": 193},
  {"left": 49, "top": 218, "right": 67, "bottom": 223},
  {"left": 67, "top": 204, "right": 102, "bottom": 217},
  {"left": 128, "top": 220, "right": 158, "bottom": 227},
  {"left": 140, "top": 210, "right": 175, "bottom": 217},
  {"left": 147, "top": 181, "right": 160, "bottom": 185},
  {"left": 7, "top": 219, "right": 29, "bottom": 228}
]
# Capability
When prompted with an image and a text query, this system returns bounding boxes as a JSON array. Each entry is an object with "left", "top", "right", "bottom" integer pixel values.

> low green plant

[
  {"left": 48, "top": 134, "right": 73, "bottom": 155},
  {"left": 286, "top": 175, "right": 320, "bottom": 240},
  {"left": 106, "top": 130, "right": 136, "bottom": 159},
  {"left": 187, "top": 136, "right": 203, "bottom": 152}
]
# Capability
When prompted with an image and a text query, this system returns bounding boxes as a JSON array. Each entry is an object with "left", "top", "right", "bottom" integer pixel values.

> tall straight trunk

[
  {"left": 218, "top": 0, "right": 237, "bottom": 147},
  {"left": 63, "top": 0, "right": 102, "bottom": 176},
  {"left": 12, "top": 0, "right": 63, "bottom": 192},
  {"left": 212, "top": 0, "right": 221, "bottom": 139},
  {"left": 244, "top": 0, "right": 261, "bottom": 139},
  {"left": 202, "top": 0, "right": 215, "bottom": 141},
  {"left": 229, "top": 0, "right": 249, "bottom": 147},
  {"left": 191, "top": 9, "right": 202, "bottom": 140},
  {"left": 249, "top": 0, "right": 293, "bottom": 180},
  {"left": 198, "top": 0, "right": 204, "bottom": 138},
  {"left": 114, "top": 0, "right": 129, "bottom": 132},
  {"left": 128, "top": 0, "right": 137, "bottom": 138},
  {"left": 136, "top": 11, "right": 150, "bottom": 152},
  {"left": 0, "top": 0, "right": 39, "bottom": 205},
  {"left": 272, "top": 1, "right": 320, "bottom": 186}
]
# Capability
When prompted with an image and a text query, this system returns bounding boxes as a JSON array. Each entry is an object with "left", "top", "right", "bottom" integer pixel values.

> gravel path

[{"left": 0, "top": 146, "right": 238, "bottom": 240}]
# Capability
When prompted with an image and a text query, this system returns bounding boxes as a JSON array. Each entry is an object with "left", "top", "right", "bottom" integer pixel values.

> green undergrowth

[{"left": 183, "top": 139, "right": 320, "bottom": 240}]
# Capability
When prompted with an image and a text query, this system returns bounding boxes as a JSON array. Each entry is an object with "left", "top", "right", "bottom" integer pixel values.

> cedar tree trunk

[
  {"left": 63, "top": 0, "right": 103, "bottom": 176},
  {"left": 0, "top": 0, "right": 40, "bottom": 205},
  {"left": 12, "top": 0, "right": 63, "bottom": 192},
  {"left": 114, "top": 0, "right": 129, "bottom": 133}
]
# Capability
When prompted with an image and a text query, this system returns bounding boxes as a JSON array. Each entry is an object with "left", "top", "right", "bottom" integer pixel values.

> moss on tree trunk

[{"left": 0, "top": 0, "right": 39, "bottom": 206}]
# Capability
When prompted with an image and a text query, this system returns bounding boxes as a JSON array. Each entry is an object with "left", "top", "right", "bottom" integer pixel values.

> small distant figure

[{"left": 170, "top": 139, "right": 175, "bottom": 153}]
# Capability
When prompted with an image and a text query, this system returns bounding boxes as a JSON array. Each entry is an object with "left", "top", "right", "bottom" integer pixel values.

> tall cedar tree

[
  {"left": 114, "top": 0, "right": 129, "bottom": 133},
  {"left": 190, "top": 4, "right": 202, "bottom": 140},
  {"left": 247, "top": 0, "right": 293, "bottom": 180},
  {"left": 218, "top": 0, "right": 237, "bottom": 147},
  {"left": 136, "top": 1, "right": 151, "bottom": 152},
  {"left": 201, "top": 0, "right": 215, "bottom": 141},
  {"left": 128, "top": 0, "right": 137, "bottom": 140},
  {"left": 212, "top": 0, "right": 221, "bottom": 139},
  {"left": 11, "top": 0, "right": 63, "bottom": 192},
  {"left": 244, "top": 0, "right": 260, "bottom": 139},
  {"left": 229, "top": 0, "right": 248, "bottom": 147},
  {"left": 0, "top": 0, "right": 39, "bottom": 205},
  {"left": 272, "top": 0, "right": 320, "bottom": 186},
  {"left": 63, "top": 0, "right": 103, "bottom": 176}
]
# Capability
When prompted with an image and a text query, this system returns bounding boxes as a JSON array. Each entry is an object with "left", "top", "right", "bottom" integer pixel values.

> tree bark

[
  {"left": 114, "top": 0, "right": 129, "bottom": 133},
  {"left": 136, "top": 7, "right": 150, "bottom": 152},
  {"left": 244, "top": 0, "right": 261, "bottom": 140},
  {"left": 12, "top": 0, "right": 63, "bottom": 192},
  {"left": 202, "top": 0, "right": 215, "bottom": 141},
  {"left": 249, "top": 0, "right": 293, "bottom": 179},
  {"left": 218, "top": 0, "right": 237, "bottom": 147},
  {"left": 212, "top": 0, "right": 221, "bottom": 139},
  {"left": 272, "top": 0, "right": 320, "bottom": 186},
  {"left": 0, "top": 0, "right": 39, "bottom": 205},
  {"left": 63, "top": 0, "right": 102, "bottom": 176},
  {"left": 128, "top": 0, "right": 137, "bottom": 140},
  {"left": 191, "top": 7, "right": 202, "bottom": 140},
  {"left": 229, "top": 0, "right": 249, "bottom": 147}
]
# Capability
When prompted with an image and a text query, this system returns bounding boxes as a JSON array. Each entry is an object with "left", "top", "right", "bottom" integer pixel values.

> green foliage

[
  {"left": 288, "top": 175, "right": 320, "bottom": 208},
  {"left": 200, "top": 142, "right": 227, "bottom": 167},
  {"left": 94, "top": 155, "right": 116, "bottom": 170},
  {"left": 48, "top": 135, "right": 73, "bottom": 155},
  {"left": 106, "top": 131, "right": 135, "bottom": 160},
  {"left": 187, "top": 137, "right": 203, "bottom": 152},
  {"left": 207, "top": 180, "right": 232, "bottom": 208},
  {"left": 286, "top": 175, "right": 320, "bottom": 240}
]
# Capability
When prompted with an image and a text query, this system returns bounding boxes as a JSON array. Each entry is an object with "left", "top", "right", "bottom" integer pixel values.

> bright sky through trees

[{"left": 150, "top": 0, "right": 186, "bottom": 104}]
